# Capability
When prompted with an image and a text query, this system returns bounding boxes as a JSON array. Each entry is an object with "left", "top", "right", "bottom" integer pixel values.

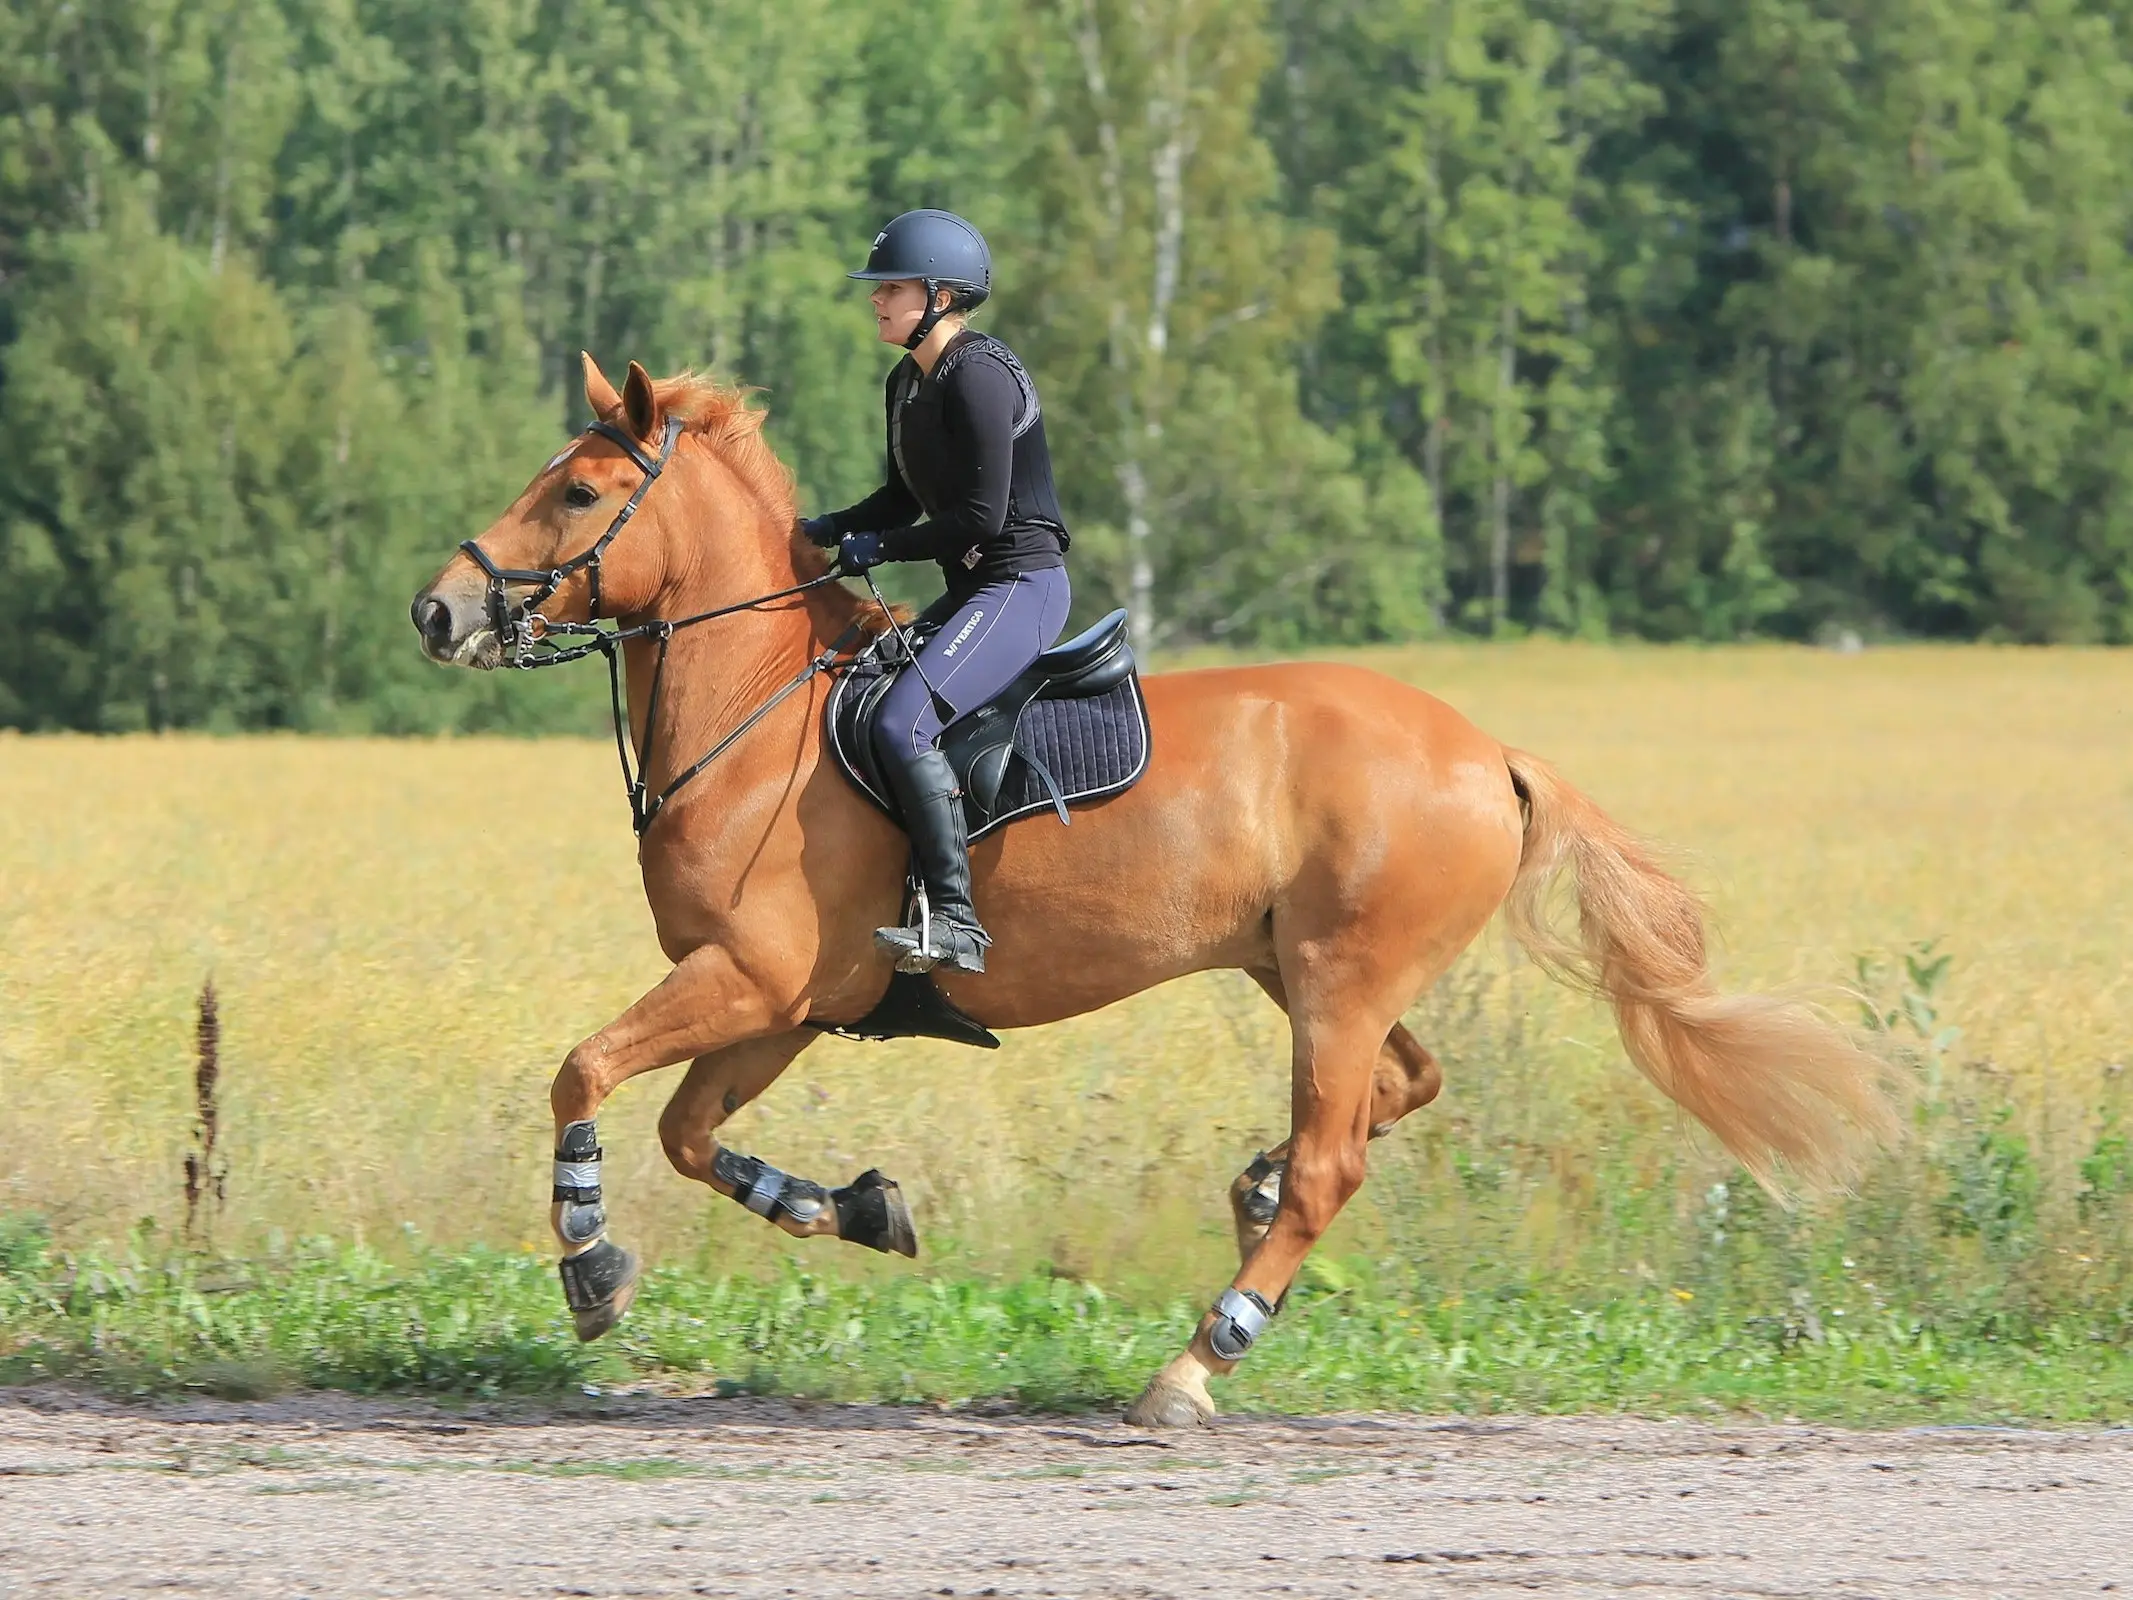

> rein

[{"left": 459, "top": 416, "right": 859, "bottom": 838}]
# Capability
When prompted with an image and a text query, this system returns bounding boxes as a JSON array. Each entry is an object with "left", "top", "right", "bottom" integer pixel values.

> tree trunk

[
  {"left": 1423, "top": 1, "right": 1447, "bottom": 629},
  {"left": 1076, "top": 0, "right": 1157, "bottom": 650},
  {"left": 208, "top": 16, "right": 244, "bottom": 276},
  {"left": 1490, "top": 291, "right": 1517, "bottom": 636},
  {"left": 1134, "top": 28, "right": 1189, "bottom": 649},
  {"left": 322, "top": 407, "right": 351, "bottom": 709}
]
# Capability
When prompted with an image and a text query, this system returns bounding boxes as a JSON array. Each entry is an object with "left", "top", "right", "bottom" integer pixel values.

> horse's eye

[{"left": 563, "top": 481, "right": 601, "bottom": 510}]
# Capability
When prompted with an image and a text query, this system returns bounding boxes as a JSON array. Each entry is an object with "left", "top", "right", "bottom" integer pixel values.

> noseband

[{"left": 456, "top": 413, "right": 858, "bottom": 837}]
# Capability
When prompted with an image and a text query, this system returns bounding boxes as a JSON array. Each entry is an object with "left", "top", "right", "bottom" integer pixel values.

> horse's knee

[{"left": 550, "top": 1042, "right": 610, "bottom": 1122}]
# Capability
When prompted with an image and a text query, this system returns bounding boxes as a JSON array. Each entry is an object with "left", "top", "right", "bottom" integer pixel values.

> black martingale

[{"left": 458, "top": 412, "right": 864, "bottom": 837}]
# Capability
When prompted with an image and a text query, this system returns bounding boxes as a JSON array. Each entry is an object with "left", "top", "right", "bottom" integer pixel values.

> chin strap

[{"left": 904, "top": 278, "right": 948, "bottom": 350}]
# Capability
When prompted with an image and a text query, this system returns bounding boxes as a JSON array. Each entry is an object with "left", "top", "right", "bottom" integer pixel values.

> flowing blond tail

[{"left": 1500, "top": 748, "right": 1903, "bottom": 1199}]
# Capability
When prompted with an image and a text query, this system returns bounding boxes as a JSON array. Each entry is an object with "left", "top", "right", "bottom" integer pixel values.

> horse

[{"left": 410, "top": 354, "right": 1902, "bottom": 1427}]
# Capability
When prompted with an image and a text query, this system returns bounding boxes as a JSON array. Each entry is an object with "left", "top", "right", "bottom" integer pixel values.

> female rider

[{"left": 801, "top": 210, "right": 1072, "bottom": 976}]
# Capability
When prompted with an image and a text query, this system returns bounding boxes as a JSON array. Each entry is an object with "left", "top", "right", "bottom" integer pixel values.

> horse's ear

[
  {"left": 622, "top": 361, "right": 661, "bottom": 442},
  {"left": 581, "top": 351, "right": 622, "bottom": 420}
]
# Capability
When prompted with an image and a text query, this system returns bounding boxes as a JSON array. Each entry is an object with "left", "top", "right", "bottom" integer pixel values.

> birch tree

[{"left": 1005, "top": 0, "right": 1379, "bottom": 648}]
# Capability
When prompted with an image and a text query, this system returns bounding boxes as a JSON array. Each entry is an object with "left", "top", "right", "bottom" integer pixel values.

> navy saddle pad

[{"left": 826, "top": 607, "right": 1151, "bottom": 841}]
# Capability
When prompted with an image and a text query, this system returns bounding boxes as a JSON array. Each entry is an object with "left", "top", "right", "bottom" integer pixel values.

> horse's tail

[{"left": 1499, "top": 748, "right": 1903, "bottom": 1198}]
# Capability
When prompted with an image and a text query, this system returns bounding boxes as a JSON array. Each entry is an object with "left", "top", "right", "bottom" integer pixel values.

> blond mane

[{"left": 654, "top": 373, "right": 797, "bottom": 528}]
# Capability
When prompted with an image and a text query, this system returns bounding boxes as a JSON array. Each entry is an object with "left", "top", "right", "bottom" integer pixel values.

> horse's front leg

[
  {"left": 656, "top": 1035, "right": 918, "bottom": 1258},
  {"left": 549, "top": 943, "right": 802, "bottom": 1341}
]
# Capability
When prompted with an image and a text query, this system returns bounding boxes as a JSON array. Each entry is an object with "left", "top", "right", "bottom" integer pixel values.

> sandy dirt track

[{"left": 2, "top": 1387, "right": 2129, "bottom": 1599}]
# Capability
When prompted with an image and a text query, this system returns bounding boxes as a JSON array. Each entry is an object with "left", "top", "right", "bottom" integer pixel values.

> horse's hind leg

[
  {"left": 657, "top": 1033, "right": 918, "bottom": 1258},
  {"left": 1131, "top": 833, "right": 1509, "bottom": 1426},
  {"left": 1130, "top": 1002, "right": 1391, "bottom": 1427},
  {"left": 1229, "top": 974, "right": 1441, "bottom": 1262}
]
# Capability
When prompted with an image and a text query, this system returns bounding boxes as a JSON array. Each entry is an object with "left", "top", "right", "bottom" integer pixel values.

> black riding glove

[
  {"left": 838, "top": 531, "right": 886, "bottom": 573},
  {"left": 800, "top": 516, "right": 841, "bottom": 549}
]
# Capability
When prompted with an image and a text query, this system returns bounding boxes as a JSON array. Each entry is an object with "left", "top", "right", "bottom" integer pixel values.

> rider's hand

[
  {"left": 798, "top": 516, "right": 840, "bottom": 549},
  {"left": 837, "top": 531, "right": 886, "bottom": 573}
]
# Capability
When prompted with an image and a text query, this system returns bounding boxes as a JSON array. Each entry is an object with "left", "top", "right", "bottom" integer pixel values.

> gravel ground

[{"left": 2, "top": 1387, "right": 2129, "bottom": 1598}]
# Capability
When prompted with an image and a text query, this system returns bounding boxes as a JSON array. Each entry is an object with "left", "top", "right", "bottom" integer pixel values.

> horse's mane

[
  {"left": 653, "top": 371, "right": 886, "bottom": 632},
  {"left": 656, "top": 373, "right": 797, "bottom": 527}
]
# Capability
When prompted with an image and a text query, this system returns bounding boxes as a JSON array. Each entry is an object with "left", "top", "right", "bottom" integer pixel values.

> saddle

[
  {"left": 825, "top": 607, "right": 1150, "bottom": 842},
  {"left": 813, "top": 609, "right": 1153, "bottom": 1054}
]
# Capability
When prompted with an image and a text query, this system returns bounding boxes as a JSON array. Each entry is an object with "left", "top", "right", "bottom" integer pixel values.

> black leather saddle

[{"left": 825, "top": 607, "right": 1150, "bottom": 842}]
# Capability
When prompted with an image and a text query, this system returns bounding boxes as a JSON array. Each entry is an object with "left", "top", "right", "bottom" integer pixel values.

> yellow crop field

[{"left": 3, "top": 644, "right": 2128, "bottom": 1294}]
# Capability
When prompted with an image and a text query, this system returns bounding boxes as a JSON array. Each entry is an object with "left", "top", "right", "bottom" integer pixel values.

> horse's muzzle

[{"left": 409, "top": 581, "right": 502, "bottom": 668}]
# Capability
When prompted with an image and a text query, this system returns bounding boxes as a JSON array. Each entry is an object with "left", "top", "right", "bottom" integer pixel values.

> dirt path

[{"left": 2, "top": 1387, "right": 2127, "bottom": 1598}]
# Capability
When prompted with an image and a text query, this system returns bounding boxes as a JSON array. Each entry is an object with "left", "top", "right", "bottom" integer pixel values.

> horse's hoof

[
  {"left": 1124, "top": 1379, "right": 1214, "bottom": 1429},
  {"left": 570, "top": 1272, "right": 639, "bottom": 1343},
  {"left": 558, "top": 1239, "right": 641, "bottom": 1343},
  {"left": 875, "top": 1183, "right": 918, "bottom": 1259},
  {"left": 833, "top": 1169, "right": 920, "bottom": 1259}
]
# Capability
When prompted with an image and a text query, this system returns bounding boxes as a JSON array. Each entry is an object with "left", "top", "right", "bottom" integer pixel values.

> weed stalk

[{"left": 183, "top": 977, "right": 227, "bottom": 1242}]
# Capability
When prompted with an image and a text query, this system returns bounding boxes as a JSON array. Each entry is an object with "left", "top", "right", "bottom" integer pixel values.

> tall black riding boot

[{"left": 876, "top": 747, "right": 992, "bottom": 974}]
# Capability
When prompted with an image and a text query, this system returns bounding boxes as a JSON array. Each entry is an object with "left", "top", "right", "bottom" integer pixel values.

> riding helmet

[{"left": 849, "top": 210, "right": 992, "bottom": 305}]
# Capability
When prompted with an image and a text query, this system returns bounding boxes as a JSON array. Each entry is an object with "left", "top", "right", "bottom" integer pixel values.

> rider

[{"left": 800, "top": 210, "right": 1072, "bottom": 975}]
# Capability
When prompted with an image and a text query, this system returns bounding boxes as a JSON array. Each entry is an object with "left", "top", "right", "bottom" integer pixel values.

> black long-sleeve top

[{"left": 816, "top": 330, "right": 1069, "bottom": 594}]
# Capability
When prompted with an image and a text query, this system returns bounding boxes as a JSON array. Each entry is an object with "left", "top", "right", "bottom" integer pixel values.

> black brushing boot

[{"left": 876, "top": 747, "right": 992, "bottom": 974}]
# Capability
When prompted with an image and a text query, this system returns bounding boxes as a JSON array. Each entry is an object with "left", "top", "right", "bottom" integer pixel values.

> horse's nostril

[{"left": 412, "top": 594, "right": 452, "bottom": 645}]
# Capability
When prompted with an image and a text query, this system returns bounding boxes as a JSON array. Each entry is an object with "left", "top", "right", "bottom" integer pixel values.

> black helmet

[
  {"left": 850, "top": 210, "right": 992, "bottom": 297},
  {"left": 850, "top": 210, "right": 991, "bottom": 348}
]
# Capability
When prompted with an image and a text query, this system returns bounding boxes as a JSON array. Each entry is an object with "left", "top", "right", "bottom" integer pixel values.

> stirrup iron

[{"left": 912, "top": 877, "right": 935, "bottom": 971}]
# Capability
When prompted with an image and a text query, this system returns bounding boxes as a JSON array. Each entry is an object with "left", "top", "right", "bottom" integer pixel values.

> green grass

[{"left": 4, "top": 1223, "right": 2128, "bottom": 1425}]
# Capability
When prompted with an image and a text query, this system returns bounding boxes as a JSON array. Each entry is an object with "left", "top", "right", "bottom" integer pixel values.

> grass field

[{"left": 3, "top": 643, "right": 2130, "bottom": 1416}]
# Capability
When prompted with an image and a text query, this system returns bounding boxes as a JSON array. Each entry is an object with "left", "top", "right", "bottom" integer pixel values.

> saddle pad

[
  {"left": 976, "top": 677, "right": 1151, "bottom": 836},
  {"left": 825, "top": 662, "right": 1151, "bottom": 843}
]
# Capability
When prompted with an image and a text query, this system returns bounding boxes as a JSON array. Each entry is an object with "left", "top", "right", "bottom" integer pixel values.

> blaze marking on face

[{"left": 543, "top": 442, "right": 579, "bottom": 475}]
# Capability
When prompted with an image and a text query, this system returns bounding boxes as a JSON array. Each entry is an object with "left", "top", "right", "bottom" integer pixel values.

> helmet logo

[{"left": 872, "top": 232, "right": 887, "bottom": 248}]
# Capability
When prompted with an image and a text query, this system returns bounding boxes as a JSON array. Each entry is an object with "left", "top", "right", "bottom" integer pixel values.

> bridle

[
  {"left": 460, "top": 414, "right": 687, "bottom": 651},
  {"left": 457, "top": 413, "right": 859, "bottom": 839}
]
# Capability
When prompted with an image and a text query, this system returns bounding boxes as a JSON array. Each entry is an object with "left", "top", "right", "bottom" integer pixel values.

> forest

[{"left": 1, "top": 0, "right": 2128, "bottom": 731}]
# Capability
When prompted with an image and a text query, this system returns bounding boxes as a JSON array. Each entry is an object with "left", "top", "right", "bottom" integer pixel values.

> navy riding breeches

[{"left": 872, "top": 567, "right": 1073, "bottom": 765}]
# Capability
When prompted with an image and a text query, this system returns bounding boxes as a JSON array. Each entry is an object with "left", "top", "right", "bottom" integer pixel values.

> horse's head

[{"left": 412, "top": 353, "right": 801, "bottom": 669}]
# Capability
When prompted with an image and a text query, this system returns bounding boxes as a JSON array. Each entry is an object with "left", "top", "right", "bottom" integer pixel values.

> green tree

[
  {"left": 1613, "top": 0, "right": 2133, "bottom": 640},
  {"left": 1006, "top": 0, "right": 1417, "bottom": 647},
  {"left": 1286, "top": 0, "right": 1670, "bottom": 635},
  {"left": 0, "top": 185, "right": 313, "bottom": 728}
]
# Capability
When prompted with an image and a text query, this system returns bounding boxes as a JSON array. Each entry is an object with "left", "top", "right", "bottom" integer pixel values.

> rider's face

[{"left": 869, "top": 278, "right": 942, "bottom": 346}]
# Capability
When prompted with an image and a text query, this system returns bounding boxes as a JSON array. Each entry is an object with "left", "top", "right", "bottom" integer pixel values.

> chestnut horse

[{"left": 411, "top": 355, "right": 1900, "bottom": 1427}]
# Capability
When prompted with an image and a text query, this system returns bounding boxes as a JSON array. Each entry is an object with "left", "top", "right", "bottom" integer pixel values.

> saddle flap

[{"left": 961, "top": 736, "right": 1016, "bottom": 817}]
